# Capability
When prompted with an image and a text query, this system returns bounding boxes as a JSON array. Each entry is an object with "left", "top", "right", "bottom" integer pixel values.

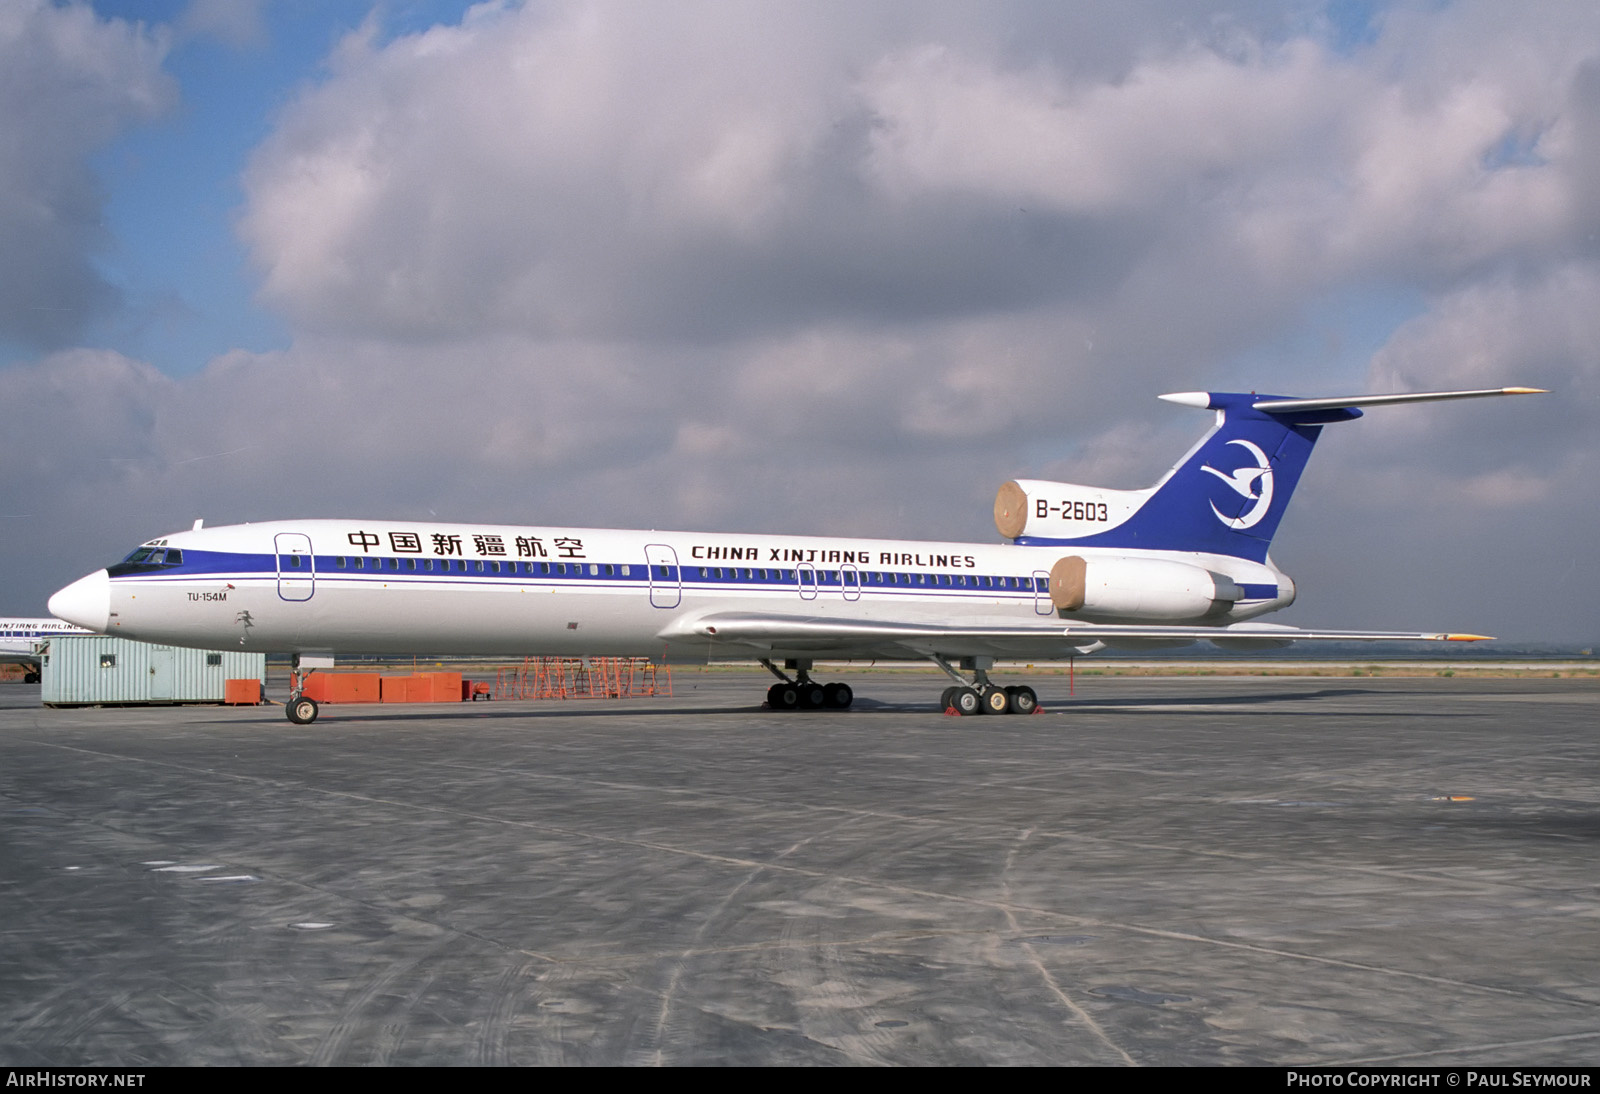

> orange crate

[
  {"left": 330, "top": 674, "right": 380, "bottom": 703},
  {"left": 300, "top": 673, "right": 380, "bottom": 703},
  {"left": 223, "top": 679, "right": 261, "bottom": 705},
  {"left": 429, "top": 672, "right": 463, "bottom": 701}
]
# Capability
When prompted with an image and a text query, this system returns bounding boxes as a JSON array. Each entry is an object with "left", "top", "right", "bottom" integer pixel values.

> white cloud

[
  {"left": 862, "top": 39, "right": 1343, "bottom": 213},
  {"left": 0, "top": 1, "right": 173, "bottom": 349},
  {"left": 177, "top": 0, "right": 266, "bottom": 49}
]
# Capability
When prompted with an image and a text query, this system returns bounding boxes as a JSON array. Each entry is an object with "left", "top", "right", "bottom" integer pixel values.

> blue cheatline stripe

[
  {"left": 116, "top": 572, "right": 1049, "bottom": 602},
  {"left": 111, "top": 549, "right": 1059, "bottom": 597}
]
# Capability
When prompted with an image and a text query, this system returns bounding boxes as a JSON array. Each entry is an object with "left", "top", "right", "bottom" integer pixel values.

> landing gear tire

[
  {"left": 286, "top": 696, "right": 319, "bottom": 725},
  {"left": 941, "top": 686, "right": 958, "bottom": 711},
  {"left": 824, "top": 682, "right": 854, "bottom": 709},
  {"left": 951, "top": 687, "right": 982, "bottom": 717},
  {"left": 799, "top": 683, "right": 826, "bottom": 709},
  {"left": 1006, "top": 686, "right": 1038, "bottom": 715},
  {"left": 24, "top": 671, "right": 39, "bottom": 684},
  {"left": 768, "top": 683, "right": 800, "bottom": 711},
  {"left": 982, "top": 687, "right": 1011, "bottom": 716}
]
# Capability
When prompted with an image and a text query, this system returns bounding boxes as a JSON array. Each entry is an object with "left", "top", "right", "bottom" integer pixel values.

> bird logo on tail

[{"left": 1201, "top": 439, "right": 1274, "bottom": 529}]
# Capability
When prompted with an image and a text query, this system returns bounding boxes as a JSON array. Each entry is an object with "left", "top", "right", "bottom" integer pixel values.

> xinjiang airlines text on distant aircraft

[
  {"left": 48, "top": 387, "right": 1543, "bottom": 724},
  {"left": 1, "top": 618, "right": 94, "bottom": 683}
]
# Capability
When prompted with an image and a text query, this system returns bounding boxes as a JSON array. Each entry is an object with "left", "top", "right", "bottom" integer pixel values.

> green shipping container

[{"left": 41, "top": 637, "right": 266, "bottom": 707}]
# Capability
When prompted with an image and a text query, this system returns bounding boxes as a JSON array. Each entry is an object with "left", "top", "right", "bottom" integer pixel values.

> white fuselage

[{"left": 53, "top": 518, "right": 1293, "bottom": 663}]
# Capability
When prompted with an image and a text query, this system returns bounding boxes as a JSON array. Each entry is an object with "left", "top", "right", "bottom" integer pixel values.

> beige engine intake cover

[
  {"left": 1049, "top": 555, "right": 1088, "bottom": 611},
  {"left": 994, "top": 480, "right": 1029, "bottom": 539}
]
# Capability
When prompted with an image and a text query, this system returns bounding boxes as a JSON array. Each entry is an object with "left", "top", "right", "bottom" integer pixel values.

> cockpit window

[{"left": 107, "top": 545, "right": 188, "bottom": 577}]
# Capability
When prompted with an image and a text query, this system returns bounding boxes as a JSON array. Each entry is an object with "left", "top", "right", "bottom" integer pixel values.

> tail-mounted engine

[{"left": 1048, "top": 554, "right": 1242, "bottom": 621}]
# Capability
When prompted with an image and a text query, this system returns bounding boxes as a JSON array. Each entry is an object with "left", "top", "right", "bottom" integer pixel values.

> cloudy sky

[{"left": 1, "top": 0, "right": 1593, "bottom": 643}]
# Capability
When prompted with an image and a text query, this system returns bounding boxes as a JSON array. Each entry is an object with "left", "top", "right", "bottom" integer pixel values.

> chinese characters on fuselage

[{"left": 345, "top": 530, "right": 587, "bottom": 560}]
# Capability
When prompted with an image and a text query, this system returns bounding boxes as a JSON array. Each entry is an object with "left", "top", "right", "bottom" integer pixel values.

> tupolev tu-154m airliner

[{"left": 48, "top": 386, "right": 1543, "bottom": 724}]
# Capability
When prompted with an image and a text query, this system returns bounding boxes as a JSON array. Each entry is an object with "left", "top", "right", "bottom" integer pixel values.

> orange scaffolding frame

[{"left": 493, "top": 657, "right": 672, "bottom": 701}]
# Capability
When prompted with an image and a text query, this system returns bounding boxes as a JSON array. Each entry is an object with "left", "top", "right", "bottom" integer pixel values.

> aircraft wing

[{"left": 657, "top": 613, "right": 1489, "bottom": 660}]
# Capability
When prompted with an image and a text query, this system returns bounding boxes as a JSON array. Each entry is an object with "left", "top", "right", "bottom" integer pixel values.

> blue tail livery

[{"left": 994, "top": 387, "right": 1544, "bottom": 563}]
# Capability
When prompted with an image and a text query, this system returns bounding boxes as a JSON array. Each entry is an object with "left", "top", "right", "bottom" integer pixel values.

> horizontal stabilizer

[
  {"left": 1158, "top": 386, "right": 1544, "bottom": 414},
  {"left": 1249, "top": 387, "right": 1546, "bottom": 413}
]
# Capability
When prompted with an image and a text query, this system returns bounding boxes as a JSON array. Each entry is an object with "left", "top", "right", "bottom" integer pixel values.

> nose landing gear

[
  {"left": 286, "top": 694, "right": 320, "bottom": 724},
  {"left": 285, "top": 660, "right": 321, "bottom": 724}
]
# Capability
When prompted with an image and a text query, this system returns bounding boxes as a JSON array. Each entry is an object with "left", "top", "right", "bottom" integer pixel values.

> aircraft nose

[{"left": 49, "top": 570, "right": 110, "bottom": 633}]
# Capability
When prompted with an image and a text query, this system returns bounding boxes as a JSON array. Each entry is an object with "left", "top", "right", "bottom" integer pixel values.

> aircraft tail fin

[{"left": 1002, "top": 387, "right": 1543, "bottom": 562}]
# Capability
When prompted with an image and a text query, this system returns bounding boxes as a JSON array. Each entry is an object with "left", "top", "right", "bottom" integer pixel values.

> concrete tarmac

[{"left": 1, "top": 672, "right": 1597, "bottom": 1066}]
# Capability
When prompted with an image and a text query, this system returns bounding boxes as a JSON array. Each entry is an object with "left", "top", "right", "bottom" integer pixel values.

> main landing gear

[
  {"left": 761, "top": 659, "right": 854, "bottom": 711},
  {"left": 931, "top": 655, "right": 1037, "bottom": 717}
]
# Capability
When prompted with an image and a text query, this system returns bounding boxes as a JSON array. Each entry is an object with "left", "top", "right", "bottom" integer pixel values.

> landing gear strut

[
  {"left": 285, "top": 660, "right": 320, "bottom": 724},
  {"left": 931, "top": 655, "right": 1037, "bottom": 717},
  {"left": 761, "top": 659, "right": 853, "bottom": 711}
]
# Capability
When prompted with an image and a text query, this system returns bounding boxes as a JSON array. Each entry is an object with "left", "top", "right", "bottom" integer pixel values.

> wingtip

[
  {"left": 1444, "top": 633, "right": 1494, "bottom": 642},
  {"left": 1502, "top": 387, "right": 1548, "bottom": 395}
]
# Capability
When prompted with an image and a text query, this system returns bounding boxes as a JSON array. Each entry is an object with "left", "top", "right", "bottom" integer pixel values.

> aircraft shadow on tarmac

[
  {"left": 191, "top": 685, "right": 1444, "bottom": 724},
  {"left": 1056, "top": 686, "right": 1395, "bottom": 710}
]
